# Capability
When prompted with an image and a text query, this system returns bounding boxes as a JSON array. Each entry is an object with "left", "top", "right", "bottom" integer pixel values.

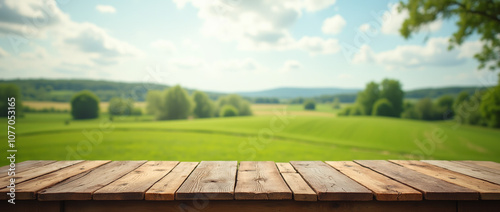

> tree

[
  {"left": 304, "top": 100, "right": 316, "bottom": 110},
  {"left": 217, "top": 94, "right": 252, "bottom": 116},
  {"left": 415, "top": 98, "right": 438, "bottom": 120},
  {"left": 372, "top": 98, "right": 395, "bottom": 117},
  {"left": 0, "top": 84, "right": 22, "bottom": 117},
  {"left": 453, "top": 91, "right": 470, "bottom": 112},
  {"left": 146, "top": 90, "right": 162, "bottom": 115},
  {"left": 71, "top": 90, "right": 99, "bottom": 119},
  {"left": 356, "top": 82, "right": 380, "bottom": 115},
  {"left": 108, "top": 97, "right": 134, "bottom": 116},
  {"left": 332, "top": 97, "right": 341, "bottom": 109},
  {"left": 158, "top": 85, "right": 192, "bottom": 120},
  {"left": 480, "top": 81, "right": 500, "bottom": 128},
  {"left": 220, "top": 105, "right": 239, "bottom": 117},
  {"left": 401, "top": 101, "right": 420, "bottom": 119},
  {"left": 436, "top": 95, "right": 455, "bottom": 119},
  {"left": 399, "top": 0, "right": 500, "bottom": 70},
  {"left": 380, "top": 79, "right": 404, "bottom": 117},
  {"left": 192, "top": 90, "right": 215, "bottom": 118}
]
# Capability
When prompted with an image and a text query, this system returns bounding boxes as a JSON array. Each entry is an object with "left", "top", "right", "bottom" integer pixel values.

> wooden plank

[
  {"left": 92, "top": 161, "right": 178, "bottom": 200},
  {"left": 235, "top": 161, "right": 292, "bottom": 200},
  {"left": 453, "top": 161, "right": 500, "bottom": 175},
  {"left": 422, "top": 160, "right": 500, "bottom": 185},
  {"left": 0, "top": 160, "right": 110, "bottom": 200},
  {"left": 458, "top": 161, "right": 500, "bottom": 172},
  {"left": 0, "top": 160, "right": 56, "bottom": 174},
  {"left": 281, "top": 173, "right": 317, "bottom": 201},
  {"left": 276, "top": 162, "right": 296, "bottom": 173},
  {"left": 0, "top": 160, "right": 83, "bottom": 187},
  {"left": 391, "top": 160, "right": 500, "bottom": 200},
  {"left": 355, "top": 160, "right": 478, "bottom": 200},
  {"left": 64, "top": 200, "right": 458, "bottom": 212},
  {"left": 326, "top": 161, "right": 422, "bottom": 201},
  {"left": 290, "top": 161, "right": 372, "bottom": 201},
  {"left": 145, "top": 162, "right": 198, "bottom": 200},
  {"left": 176, "top": 161, "right": 237, "bottom": 200},
  {"left": 38, "top": 161, "right": 147, "bottom": 201}
]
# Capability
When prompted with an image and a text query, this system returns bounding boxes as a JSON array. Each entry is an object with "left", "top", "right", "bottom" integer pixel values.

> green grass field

[{"left": 1, "top": 104, "right": 499, "bottom": 166}]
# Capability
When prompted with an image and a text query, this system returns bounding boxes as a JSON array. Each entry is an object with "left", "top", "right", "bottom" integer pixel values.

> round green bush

[
  {"left": 304, "top": 100, "right": 316, "bottom": 110},
  {"left": 219, "top": 105, "right": 239, "bottom": 117},
  {"left": 71, "top": 90, "right": 100, "bottom": 119},
  {"left": 372, "top": 98, "right": 394, "bottom": 117}
]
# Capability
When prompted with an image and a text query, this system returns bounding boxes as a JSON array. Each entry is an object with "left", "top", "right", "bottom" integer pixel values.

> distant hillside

[
  {"left": 303, "top": 86, "right": 491, "bottom": 103},
  {"left": 0, "top": 79, "right": 492, "bottom": 103},
  {"left": 238, "top": 87, "right": 360, "bottom": 99},
  {"left": 0, "top": 79, "right": 224, "bottom": 102}
]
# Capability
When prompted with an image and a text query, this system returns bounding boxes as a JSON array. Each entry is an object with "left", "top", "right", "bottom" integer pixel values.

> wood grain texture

[
  {"left": 276, "top": 162, "right": 296, "bottom": 173},
  {"left": 235, "top": 161, "right": 292, "bottom": 200},
  {"left": 176, "top": 161, "right": 237, "bottom": 200},
  {"left": 453, "top": 161, "right": 500, "bottom": 175},
  {"left": 0, "top": 160, "right": 56, "bottom": 174},
  {"left": 391, "top": 160, "right": 500, "bottom": 200},
  {"left": 326, "top": 161, "right": 422, "bottom": 201},
  {"left": 355, "top": 160, "right": 478, "bottom": 200},
  {"left": 93, "top": 161, "right": 179, "bottom": 200},
  {"left": 0, "top": 160, "right": 83, "bottom": 188},
  {"left": 291, "top": 161, "right": 373, "bottom": 201},
  {"left": 458, "top": 161, "right": 500, "bottom": 172},
  {"left": 281, "top": 173, "right": 317, "bottom": 201},
  {"left": 63, "top": 200, "right": 459, "bottom": 212},
  {"left": 145, "top": 162, "right": 198, "bottom": 200},
  {"left": 0, "top": 160, "right": 110, "bottom": 200},
  {"left": 422, "top": 160, "right": 500, "bottom": 185},
  {"left": 38, "top": 161, "right": 147, "bottom": 201}
]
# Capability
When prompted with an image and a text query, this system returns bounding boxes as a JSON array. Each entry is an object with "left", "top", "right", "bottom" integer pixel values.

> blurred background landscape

[{"left": 0, "top": 0, "right": 499, "bottom": 165}]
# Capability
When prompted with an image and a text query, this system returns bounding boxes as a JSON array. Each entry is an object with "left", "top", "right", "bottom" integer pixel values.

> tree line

[{"left": 339, "top": 77, "right": 500, "bottom": 128}]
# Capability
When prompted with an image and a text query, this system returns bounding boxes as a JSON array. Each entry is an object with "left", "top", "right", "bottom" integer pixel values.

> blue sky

[{"left": 0, "top": 0, "right": 497, "bottom": 92}]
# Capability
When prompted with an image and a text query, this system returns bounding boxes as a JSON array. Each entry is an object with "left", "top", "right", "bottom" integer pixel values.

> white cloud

[
  {"left": 0, "top": 0, "right": 142, "bottom": 74},
  {"left": 280, "top": 60, "right": 301, "bottom": 73},
  {"left": 0, "top": 0, "right": 68, "bottom": 36},
  {"left": 322, "top": 14, "right": 345, "bottom": 35},
  {"left": 150, "top": 39, "right": 177, "bottom": 54},
  {"left": 176, "top": 0, "right": 340, "bottom": 55},
  {"left": 297, "top": 36, "right": 341, "bottom": 55},
  {"left": 352, "top": 37, "right": 481, "bottom": 70},
  {"left": 380, "top": 3, "right": 442, "bottom": 35},
  {"left": 0, "top": 46, "right": 8, "bottom": 57},
  {"left": 96, "top": 5, "right": 116, "bottom": 14},
  {"left": 359, "top": 23, "right": 371, "bottom": 32},
  {"left": 302, "top": 0, "right": 337, "bottom": 12}
]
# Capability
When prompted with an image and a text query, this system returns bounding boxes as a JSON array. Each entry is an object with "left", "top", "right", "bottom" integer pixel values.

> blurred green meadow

[{"left": 1, "top": 103, "right": 499, "bottom": 166}]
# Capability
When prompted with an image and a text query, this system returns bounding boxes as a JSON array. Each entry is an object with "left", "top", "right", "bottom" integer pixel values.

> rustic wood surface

[
  {"left": 2, "top": 159, "right": 499, "bottom": 208},
  {"left": 456, "top": 161, "right": 500, "bottom": 172},
  {"left": 235, "top": 161, "right": 292, "bottom": 200},
  {"left": 355, "top": 160, "right": 479, "bottom": 200},
  {"left": 0, "top": 160, "right": 110, "bottom": 200},
  {"left": 422, "top": 160, "right": 500, "bottom": 185},
  {"left": 326, "top": 161, "right": 422, "bottom": 201},
  {"left": 391, "top": 160, "right": 500, "bottom": 200},
  {"left": 38, "top": 161, "right": 146, "bottom": 201},
  {"left": 93, "top": 161, "right": 179, "bottom": 200},
  {"left": 0, "top": 160, "right": 56, "bottom": 174},
  {"left": 145, "top": 162, "right": 199, "bottom": 201},
  {"left": 291, "top": 161, "right": 373, "bottom": 201},
  {"left": 0, "top": 160, "right": 83, "bottom": 188},
  {"left": 176, "top": 161, "right": 237, "bottom": 200}
]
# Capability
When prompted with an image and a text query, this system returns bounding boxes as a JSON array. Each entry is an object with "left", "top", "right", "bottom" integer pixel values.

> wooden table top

[{"left": 2, "top": 160, "right": 500, "bottom": 202}]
